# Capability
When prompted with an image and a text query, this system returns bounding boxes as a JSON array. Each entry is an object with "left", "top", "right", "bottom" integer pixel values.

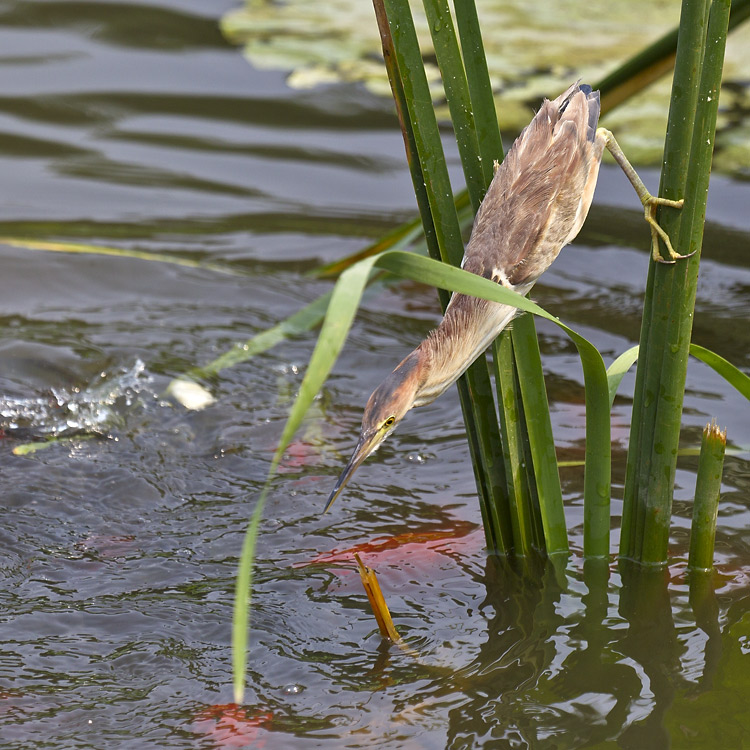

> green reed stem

[
  {"left": 421, "top": 0, "right": 523, "bottom": 552},
  {"left": 373, "top": 0, "right": 495, "bottom": 541},
  {"left": 452, "top": 0, "right": 503, "bottom": 189},
  {"left": 620, "top": 0, "right": 730, "bottom": 565},
  {"left": 422, "top": 0, "right": 483, "bottom": 211},
  {"left": 494, "top": 332, "right": 539, "bottom": 555},
  {"left": 511, "top": 316, "right": 568, "bottom": 555},
  {"left": 425, "top": 0, "right": 544, "bottom": 555},
  {"left": 688, "top": 420, "right": 726, "bottom": 571},
  {"left": 621, "top": 0, "right": 710, "bottom": 562},
  {"left": 433, "top": 0, "right": 566, "bottom": 556},
  {"left": 377, "top": 0, "right": 513, "bottom": 552}
]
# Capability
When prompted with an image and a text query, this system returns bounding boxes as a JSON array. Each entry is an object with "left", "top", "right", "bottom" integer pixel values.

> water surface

[{"left": 0, "top": 1, "right": 749, "bottom": 748}]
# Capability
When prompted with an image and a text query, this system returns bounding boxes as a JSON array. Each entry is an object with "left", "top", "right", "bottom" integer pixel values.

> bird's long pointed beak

[{"left": 324, "top": 433, "right": 378, "bottom": 514}]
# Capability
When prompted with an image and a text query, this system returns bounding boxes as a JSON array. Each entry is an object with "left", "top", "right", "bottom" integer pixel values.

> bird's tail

[{"left": 554, "top": 81, "right": 601, "bottom": 142}]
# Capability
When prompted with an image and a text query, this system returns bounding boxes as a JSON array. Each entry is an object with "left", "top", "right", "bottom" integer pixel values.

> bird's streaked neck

[{"left": 413, "top": 296, "right": 520, "bottom": 407}]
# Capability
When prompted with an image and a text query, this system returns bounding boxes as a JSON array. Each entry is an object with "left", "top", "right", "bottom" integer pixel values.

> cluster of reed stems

[{"left": 225, "top": 0, "right": 750, "bottom": 701}]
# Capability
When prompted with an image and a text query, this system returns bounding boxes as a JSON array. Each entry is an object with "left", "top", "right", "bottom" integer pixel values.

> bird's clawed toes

[{"left": 642, "top": 195, "right": 693, "bottom": 264}]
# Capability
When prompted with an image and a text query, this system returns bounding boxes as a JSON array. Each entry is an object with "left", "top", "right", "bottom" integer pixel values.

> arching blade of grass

[
  {"left": 378, "top": 251, "right": 610, "bottom": 558},
  {"left": 372, "top": 253, "right": 612, "bottom": 538},
  {"left": 232, "top": 483, "right": 268, "bottom": 704},
  {"left": 232, "top": 247, "right": 612, "bottom": 699},
  {"left": 689, "top": 344, "right": 750, "bottom": 400},
  {"left": 232, "top": 255, "right": 375, "bottom": 704}
]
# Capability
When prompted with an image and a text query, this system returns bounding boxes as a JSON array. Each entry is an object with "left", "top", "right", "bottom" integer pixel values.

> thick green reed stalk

[{"left": 620, "top": 0, "right": 731, "bottom": 564}]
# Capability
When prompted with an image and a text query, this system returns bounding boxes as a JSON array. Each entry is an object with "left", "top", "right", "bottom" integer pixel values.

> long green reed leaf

[
  {"left": 374, "top": 0, "right": 503, "bottom": 539},
  {"left": 689, "top": 344, "right": 750, "bottom": 400},
  {"left": 607, "top": 345, "right": 640, "bottom": 408},
  {"left": 466, "top": 0, "right": 568, "bottom": 557},
  {"left": 232, "top": 245, "right": 614, "bottom": 695},
  {"left": 371, "top": 250, "right": 610, "bottom": 557},
  {"left": 450, "top": 0, "right": 557, "bottom": 555},
  {"left": 232, "top": 259, "right": 375, "bottom": 702},
  {"left": 608, "top": 343, "right": 750, "bottom": 408},
  {"left": 453, "top": 0, "right": 503, "bottom": 188},
  {"left": 382, "top": 0, "right": 463, "bottom": 267},
  {"left": 424, "top": 0, "right": 566, "bottom": 556},
  {"left": 0, "top": 237, "right": 238, "bottom": 275},
  {"left": 233, "top": 486, "right": 267, "bottom": 704},
  {"left": 422, "top": 0, "right": 483, "bottom": 211},
  {"left": 493, "top": 332, "right": 539, "bottom": 555},
  {"left": 235, "top": 202, "right": 750, "bottom": 687},
  {"left": 638, "top": 0, "right": 730, "bottom": 564},
  {"left": 421, "top": 0, "right": 526, "bottom": 552}
]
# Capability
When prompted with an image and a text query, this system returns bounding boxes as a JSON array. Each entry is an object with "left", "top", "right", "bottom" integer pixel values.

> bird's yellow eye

[{"left": 383, "top": 416, "right": 396, "bottom": 428}]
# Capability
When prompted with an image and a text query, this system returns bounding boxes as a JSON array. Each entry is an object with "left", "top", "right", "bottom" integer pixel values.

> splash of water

[{"left": 0, "top": 359, "right": 152, "bottom": 438}]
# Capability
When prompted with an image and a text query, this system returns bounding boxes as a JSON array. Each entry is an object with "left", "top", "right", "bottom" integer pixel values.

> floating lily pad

[{"left": 221, "top": 0, "right": 750, "bottom": 173}]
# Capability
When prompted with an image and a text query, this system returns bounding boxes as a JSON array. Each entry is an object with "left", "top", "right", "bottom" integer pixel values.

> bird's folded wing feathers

[{"left": 462, "top": 84, "right": 601, "bottom": 289}]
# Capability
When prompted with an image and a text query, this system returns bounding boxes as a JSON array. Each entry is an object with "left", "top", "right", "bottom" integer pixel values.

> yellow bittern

[{"left": 325, "top": 82, "right": 686, "bottom": 512}]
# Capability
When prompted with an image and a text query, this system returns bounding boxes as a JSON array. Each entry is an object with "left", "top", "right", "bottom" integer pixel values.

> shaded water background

[{"left": 0, "top": 1, "right": 750, "bottom": 748}]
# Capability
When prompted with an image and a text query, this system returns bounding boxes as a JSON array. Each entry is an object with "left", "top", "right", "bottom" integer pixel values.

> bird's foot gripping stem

[
  {"left": 598, "top": 127, "right": 692, "bottom": 264},
  {"left": 642, "top": 194, "right": 691, "bottom": 264}
]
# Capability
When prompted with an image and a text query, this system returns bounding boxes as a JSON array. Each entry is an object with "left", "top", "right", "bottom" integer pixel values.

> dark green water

[{"left": 0, "top": 1, "right": 749, "bottom": 748}]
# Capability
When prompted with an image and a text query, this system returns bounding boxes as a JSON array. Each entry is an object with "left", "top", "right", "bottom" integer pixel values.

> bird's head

[{"left": 324, "top": 351, "right": 424, "bottom": 512}]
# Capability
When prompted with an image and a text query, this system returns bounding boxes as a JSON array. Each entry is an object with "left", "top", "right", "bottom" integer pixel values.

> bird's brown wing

[{"left": 463, "top": 84, "right": 601, "bottom": 289}]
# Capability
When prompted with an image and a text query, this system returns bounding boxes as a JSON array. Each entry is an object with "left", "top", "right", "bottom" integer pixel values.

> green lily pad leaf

[{"left": 220, "top": 0, "right": 750, "bottom": 173}]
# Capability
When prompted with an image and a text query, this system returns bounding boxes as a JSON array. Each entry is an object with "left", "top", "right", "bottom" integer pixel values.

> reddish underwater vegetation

[
  {"left": 300, "top": 519, "right": 483, "bottom": 577},
  {"left": 192, "top": 703, "right": 273, "bottom": 748}
]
